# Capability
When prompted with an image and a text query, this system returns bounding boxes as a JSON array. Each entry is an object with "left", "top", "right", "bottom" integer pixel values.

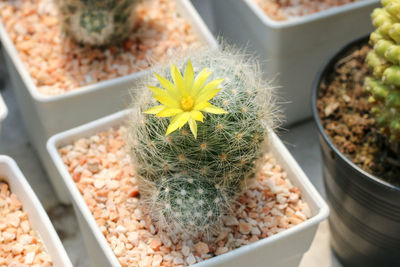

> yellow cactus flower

[{"left": 144, "top": 60, "right": 228, "bottom": 138}]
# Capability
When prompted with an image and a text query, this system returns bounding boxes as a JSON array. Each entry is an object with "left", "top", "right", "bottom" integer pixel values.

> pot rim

[
  {"left": 311, "top": 35, "right": 400, "bottom": 193},
  {"left": 243, "top": 0, "right": 379, "bottom": 29},
  {"left": 0, "top": 93, "right": 7, "bottom": 121}
]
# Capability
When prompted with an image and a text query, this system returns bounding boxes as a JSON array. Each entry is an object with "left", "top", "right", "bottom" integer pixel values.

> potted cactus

[
  {"left": 58, "top": 0, "right": 140, "bottom": 46},
  {"left": 312, "top": 0, "right": 400, "bottom": 266},
  {"left": 130, "top": 49, "right": 277, "bottom": 238},
  {"left": 0, "top": 0, "right": 216, "bottom": 203},
  {"left": 47, "top": 47, "right": 328, "bottom": 267}
]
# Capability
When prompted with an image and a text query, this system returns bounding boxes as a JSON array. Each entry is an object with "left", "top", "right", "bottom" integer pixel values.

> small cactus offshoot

[
  {"left": 58, "top": 0, "right": 140, "bottom": 46},
  {"left": 128, "top": 47, "right": 278, "bottom": 237},
  {"left": 366, "top": 0, "right": 400, "bottom": 151}
]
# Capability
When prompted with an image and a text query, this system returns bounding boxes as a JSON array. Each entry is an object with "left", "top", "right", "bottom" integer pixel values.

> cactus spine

[
  {"left": 58, "top": 0, "right": 140, "bottom": 46},
  {"left": 366, "top": 0, "right": 400, "bottom": 152},
  {"left": 128, "top": 47, "right": 278, "bottom": 237}
]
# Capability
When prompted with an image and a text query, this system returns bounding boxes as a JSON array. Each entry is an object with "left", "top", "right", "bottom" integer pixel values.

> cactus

[
  {"left": 128, "top": 47, "right": 278, "bottom": 237},
  {"left": 366, "top": 0, "right": 400, "bottom": 152},
  {"left": 58, "top": 0, "right": 140, "bottom": 46}
]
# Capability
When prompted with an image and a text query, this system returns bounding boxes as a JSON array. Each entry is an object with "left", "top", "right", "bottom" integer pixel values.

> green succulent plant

[
  {"left": 58, "top": 0, "right": 140, "bottom": 46},
  {"left": 128, "top": 47, "right": 278, "bottom": 237},
  {"left": 365, "top": 0, "right": 400, "bottom": 152}
]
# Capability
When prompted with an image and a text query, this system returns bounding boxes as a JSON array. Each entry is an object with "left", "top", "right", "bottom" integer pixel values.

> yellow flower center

[{"left": 180, "top": 96, "right": 194, "bottom": 111}]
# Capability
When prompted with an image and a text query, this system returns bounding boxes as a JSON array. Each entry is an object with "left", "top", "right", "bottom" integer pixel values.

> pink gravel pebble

[
  {"left": 238, "top": 222, "right": 252, "bottom": 235},
  {"left": 194, "top": 242, "right": 209, "bottom": 255}
]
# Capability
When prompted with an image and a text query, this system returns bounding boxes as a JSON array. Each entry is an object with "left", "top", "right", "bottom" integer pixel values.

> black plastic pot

[{"left": 312, "top": 36, "right": 400, "bottom": 267}]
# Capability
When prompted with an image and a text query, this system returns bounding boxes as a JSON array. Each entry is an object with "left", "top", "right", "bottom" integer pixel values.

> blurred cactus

[
  {"left": 128, "top": 47, "right": 278, "bottom": 237},
  {"left": 58, "top": 0, "right": 140, "bottom": 46},
  {"left": 366, "top": 0, "right": 400, "bottom": 152}
]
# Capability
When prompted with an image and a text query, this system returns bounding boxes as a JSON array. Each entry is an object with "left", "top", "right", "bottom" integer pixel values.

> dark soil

[{"left": 317, "top": 43, "right": 400, "bottom": 186}]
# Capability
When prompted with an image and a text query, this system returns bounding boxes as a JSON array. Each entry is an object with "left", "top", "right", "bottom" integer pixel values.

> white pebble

[
  {"left": 114, "top": 242, "right": 125, "bottom": 256},
  {"left": 276, "top": 194, "right": 287, "bottom": 204},
  {"left": 19, "top": 234, "right": 33, "bottom": 245},
  {"left": 223, "top": 216, "right": 239, "bottom": 226},
  {"left": 25, "top": 252, "right": 35, "bottom": 264},
  {"left": 289, "top": 193, "right": 299, "bottom": 202},
  {"left": 3, "top": 232, "right": 16, "bottom": 241},
  {"left": 152, "top": 254, "right": 163, "bottom": 266},
  {"left": 107, "top": 180, "right": 119, "bottom": 190},
  {"left": 115, "top": 225, "right": 127, "bottom": 233},
  {"left": 11, "top": 243, "right": 23, "bottom": 254},
  {"left": 186, "top": 253, "right": 196, "bottom": 265},
  {"left": 251, "top": 226, "right": 261, "bottom": 235},
  {"left": 181, "top": 245, "right": 191, "bottom": 257},
  {"left": 295, "top": 211, "right": 307, "bottom": 221},
  {"left": 173, "top": 257, "right": 184, "bottom": 265},
  {"left": 270, "top": 208, "right": 283, "bottom": 216},
  {"left": 94, "top": 179, "right": 105, "bottom": 189},
  {"left": 14, "top": 23, "right": 27, "bottom": 35}
]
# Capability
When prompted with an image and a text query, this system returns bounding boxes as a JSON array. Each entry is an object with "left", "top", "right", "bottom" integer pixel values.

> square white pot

[
  {"left": 0, "top": 0, "right": 218, "bottom": 203},
  {"left": 47, "top": 109, "right": 329, "bottom": 267},
  {"left": 0, "top": 155, "right": 72, "bottom": 267},
  {"left": 212, "top": 0, "right": 378, "bottom": 125},
  {"left": 0, "top": 92, "right": 7, "bottom": 133}
]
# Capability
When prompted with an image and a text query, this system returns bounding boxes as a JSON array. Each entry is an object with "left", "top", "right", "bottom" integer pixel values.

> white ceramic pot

[
  {"left": 0, "top": 155, "right": 72, "bottom": 267},
  {"left": 192, "top": 0, "right": 216, "bottom": 33},
  {"left": 47, "top": 109, "right": 329, "bottom": 267},
  {"left": 0, "top": 92, "right": 7, "bottom": 133},
  {"left": 212, "top": 0, "right": 378, "bottom": 125},
  {"left": 0, "top": 0, "right": 218, "bottom": 203}
]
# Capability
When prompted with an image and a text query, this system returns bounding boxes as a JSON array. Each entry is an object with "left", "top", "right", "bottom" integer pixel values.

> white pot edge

[
  {"left": 47, "top": 109, "right": 329, "bottom": 267},
  {"left": 0, "top": 0, "right": 218, "bottom": 103},
  {"left": 0, "top": 92, "right": 7, "bottom": 123},
  {"left": 0, "top": 155, "right": 73, "bottom": 267},
  {"left": 244, "top": 0, "right": 379, "bottom": 29}
]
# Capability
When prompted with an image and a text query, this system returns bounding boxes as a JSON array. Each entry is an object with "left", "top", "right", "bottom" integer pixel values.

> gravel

[{"left": 59, "top": 125, "right": 312, "bottom": 266}]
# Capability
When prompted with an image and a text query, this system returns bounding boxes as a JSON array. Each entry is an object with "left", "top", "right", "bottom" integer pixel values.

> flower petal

[
  {"left": 194, "top": 101, "right": 211, "bottom": 110},
  {"left": 178, "top": 112, "right": 191, "bottom": 128},
  {"left": 143, "top": 105, "right": 165, "bottom": 114},
  {"left": 155, "top": 73, "right": 180, "bottom": 98},
  {"left": 166, "top": 113, "right": 189, "bottom": 135},
  {"left": 202, "top": 105, "right": 228, "bottom": 114},
  {"left": 190, "top": 110, "right": 204, "bottom": 122},
  {"left": 148, "top": 85, "right": 166, "bottom": 96},
  {"left": 171, "top": 63, "right": 186, "bottom": 96},
  {"left": 196, "top": 78, "right": 224, "bottom": 97},
  {"left": 156, "top": 107, "right": 183, "bottom": 117},
  {"left": 188, "top": 118, "right": 197, "bottom": 139},
  {"left": 165, "top": 112, "right": 191, "bottom": 136},
  {"left": 191, "top": 68, "right": 211, "bottom": 96},
  {"left": 153, "top": 94, "right": 180, "bottom": 108},
  {"left": 165, "top": 115, "right": 182, "bottom": 136},
  {"left": 195, "top": 89, "right": 221, "bottom": 105},
  {"left": 184, "top": 60, "right": 194, "bottom": 90}
]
